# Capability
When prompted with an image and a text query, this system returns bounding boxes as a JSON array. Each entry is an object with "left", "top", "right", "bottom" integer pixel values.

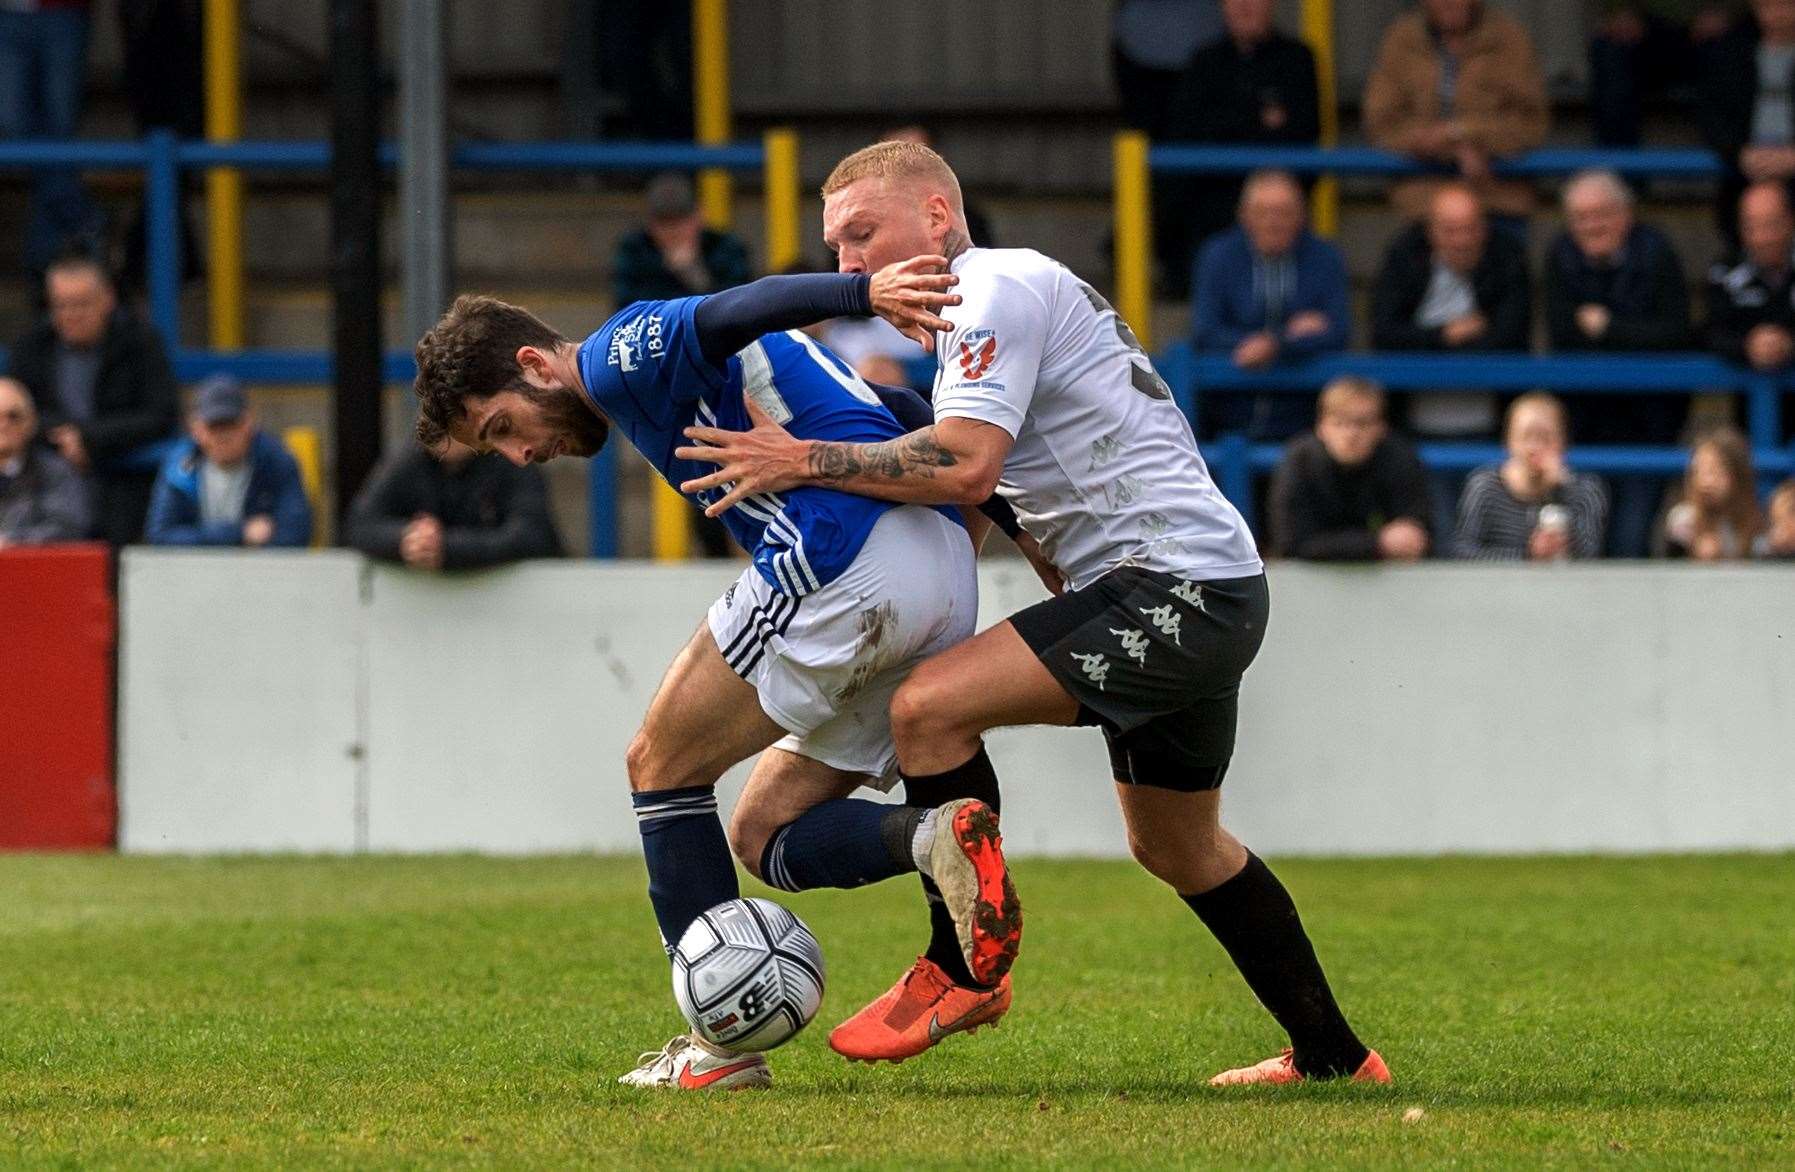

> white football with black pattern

[{"left": 671, "top": 897, "right": 825, "bottom": 1052}]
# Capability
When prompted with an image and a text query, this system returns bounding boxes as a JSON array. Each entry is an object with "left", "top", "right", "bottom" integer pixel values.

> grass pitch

[{"left": 2, "top": 852, "right": 1791, "bottom": 1169}]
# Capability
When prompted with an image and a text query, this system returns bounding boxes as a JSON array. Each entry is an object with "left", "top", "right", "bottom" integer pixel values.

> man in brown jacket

[{"left": 1363, "top": 0, "right": 1551, "bottom": 221}]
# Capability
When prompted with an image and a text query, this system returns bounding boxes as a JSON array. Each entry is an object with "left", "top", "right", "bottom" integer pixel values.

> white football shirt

[{"left": 930, "top": 246, "right": 1262, "bottom": 590}]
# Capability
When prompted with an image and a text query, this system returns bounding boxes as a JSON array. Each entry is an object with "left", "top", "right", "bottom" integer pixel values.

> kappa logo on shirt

[{"left": 958, "top": 329, "right": 997, "bottom": 380}]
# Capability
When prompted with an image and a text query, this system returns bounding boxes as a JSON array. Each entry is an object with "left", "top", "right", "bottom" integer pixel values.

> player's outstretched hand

[
  {"left": 869, "top": 255, "right": 960, "bottom": 352},
  {"left": 677, "top": 394, "right": 810, "bottom": 517}
]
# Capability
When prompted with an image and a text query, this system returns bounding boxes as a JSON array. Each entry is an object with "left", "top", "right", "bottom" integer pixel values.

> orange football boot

[
  {"left": 829, "top": 957, "right": 1011, "bottom": 1063},
  {"left": 928, "top": 798, "right": 1022, "bottom": 985},
  {"left": 1209, "top": 1047, "right": 1392, "bottom": 1087}
]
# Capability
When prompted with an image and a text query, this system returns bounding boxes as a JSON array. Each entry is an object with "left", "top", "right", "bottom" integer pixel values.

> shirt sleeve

[{"left": 929, "top": 266, "right": 1050, "bottom": 439}]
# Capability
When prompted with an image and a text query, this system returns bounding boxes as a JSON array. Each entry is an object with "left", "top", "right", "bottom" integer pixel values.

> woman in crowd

[
  {"left": 1654, "top": 427, "right": 1763, "bottom": 560},
  {"left": 1454, "top": 392, "right": 1608, "bottom": 560}
]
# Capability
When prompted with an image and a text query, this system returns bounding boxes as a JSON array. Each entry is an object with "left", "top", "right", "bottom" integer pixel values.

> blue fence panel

[{"left": 1147, "top": 145, "right": 1724, "bottom": 180}]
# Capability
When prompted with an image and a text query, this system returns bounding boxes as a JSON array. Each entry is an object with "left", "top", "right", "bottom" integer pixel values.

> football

[{"left": 671, "top": 897, "right": 826, "bottom": 1053}]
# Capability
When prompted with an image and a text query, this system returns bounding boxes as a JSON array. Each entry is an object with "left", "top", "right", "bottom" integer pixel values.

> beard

[{"left": 529, "top": 383, "right": 610, "bottom": 458}]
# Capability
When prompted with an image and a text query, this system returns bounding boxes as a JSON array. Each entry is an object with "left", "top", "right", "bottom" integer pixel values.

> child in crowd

[
  {"left": 1654, "top": 427, "right": 1762, "bottom": 560},
  {"left": 1757, "top": 478, "right": 1795, "bottom": 559}
]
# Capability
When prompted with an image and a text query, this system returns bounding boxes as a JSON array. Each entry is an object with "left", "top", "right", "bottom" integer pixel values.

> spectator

[
  {"left": 117, "top": 0, "right": 206, "bottom": 293},
  {"left": 1362, "top": 0, "right": 1550, "bottom": 223},
  {"left": 611, "top": 172, "right": 752, "bottom": 307},
  {"left": 1545, "top": 168, "right": 1693, "bottom": 557},
  {"left": 346, "top": 444, "right": 562, "bottom": 571},
  {"left": 0, "top": 378, "right": 88, "bottom": 547},
  {"left": 1111, "top": 0, "right": 1223, "bottom": 140},
  {"left": 1268, "top": 377, "right": 1432, "bottom": 562},
  {"left": 7, "top": 250, "right": 180, "bottom": 546},
  {"left": 1371, "top": 183, "right": 1531, "bottom": 441},
  {"left": 1590, "top": 3, "right": 1734, "bottom": 149},
  {"left": 1758, "top": 476, "right": 1795, "bottom": 556},
  {"left": 1696, "top": 0, "right": 1795, "bottom": 240},
  {"left": 1707, "top": 181, "right": 1795, "bottom": 376},
  {"left": 1163, "top": 0, "right": 1320, "bottom": 294},
  {"left": 1654, "top": 426, "right": 1764, "bottom": 559},
  {"left": 1455, "top": 393, "right": 1609, "bottom": 560},
  {"left": 880, "top": 124, "right": 997, "bottom": 247},
  {"left": 1191, "top": 170, "right": 1349, "bottom": 440},
  {"left": 0, "top": 0, "right": 104, "bottom": 279},
  {"left": 144, "top": 376, "right": 312, "bottom": 548}
]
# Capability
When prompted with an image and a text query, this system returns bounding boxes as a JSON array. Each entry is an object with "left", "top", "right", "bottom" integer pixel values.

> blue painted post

[
  {"left": 587, "top": 439, "right": 619, "bottom": 558},
  {"left": 1213, "top": 432, "right": 1253, "bottom": 530},
  {"left": 1747, "top": 374, "right": 1781, "bottom": 453},
  {"left": 144, "top": 129, "right": 183, "bottom": 349}
]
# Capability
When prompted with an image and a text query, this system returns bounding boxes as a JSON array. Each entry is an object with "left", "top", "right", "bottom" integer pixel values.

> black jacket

[
  {"left": 611, "top": 227, "right": 753, "bottom": 306},
  {"left": 1370, "top": 223, "right": 1533, "bottom": 352},
  {"left": 1704, "top": 249, "right": 1795, "bottom": 364},
  {"left": 1268, "top": 432, "right": 1433, "bottom": 561},
  {"left": 1167, "top": 31, "right": 1320, "bottom": 149},
  {"left": 346, "top": 448, "right": 563, "bottom": 568},
  {"left": 7, "top": 308, "right": 179, "bottom": 464},
  {"left": 1544, "top": 223, "right": 1690, "bottom": 352},
  {"left": 1696, "top": 19, "right": 1793, "bottom": 232}
]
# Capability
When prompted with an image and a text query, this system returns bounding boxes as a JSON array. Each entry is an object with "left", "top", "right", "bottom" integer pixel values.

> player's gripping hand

[
  {"left": 868, "top": 255, "right": 960, "bottom": 353},
  {"left": 678, "top": 394, "right": 809, "bottom": 517}
]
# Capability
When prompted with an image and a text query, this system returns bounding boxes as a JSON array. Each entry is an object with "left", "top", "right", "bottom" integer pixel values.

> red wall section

[{"left": 0, "top": 544, "right": 115, "bottom": 849}]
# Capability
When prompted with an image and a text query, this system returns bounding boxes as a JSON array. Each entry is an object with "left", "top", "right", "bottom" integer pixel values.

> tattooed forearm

[{"left": 807, "top": 427, "right": 961, "bottom": 486}]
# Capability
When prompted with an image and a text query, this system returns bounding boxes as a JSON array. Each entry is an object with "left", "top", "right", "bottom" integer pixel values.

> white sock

[{"left": 910, "top": 807, "right": 940, "bottom": 875}]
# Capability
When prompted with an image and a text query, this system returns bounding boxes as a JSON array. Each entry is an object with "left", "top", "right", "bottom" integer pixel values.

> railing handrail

[
  {"left": 1155, "top": 347, "right": 1791, "bottom": 393},
  {"left": 0, "top": 137, "right": 768, "bottom": 172},
  {"left": 1148, "top": 144, "right": 1724, "bottom": 179}
]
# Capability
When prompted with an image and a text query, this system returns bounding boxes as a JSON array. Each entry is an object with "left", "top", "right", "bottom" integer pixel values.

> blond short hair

[
  {"left": 1317, "top": 376, "right": 1385, "bottom": 421},
  {"left": 822, "top": 140, "right": 964, "bottom": 212}
]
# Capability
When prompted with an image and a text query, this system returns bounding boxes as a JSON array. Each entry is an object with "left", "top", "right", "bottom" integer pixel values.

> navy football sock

[
  {"left": 902, "top": 747, "right": 1002, "bottom": 988},
  {"left": 632, "top": 785, "right": 738, "bottom": 956},
  {"left": 1184, "top": 852, "right": 1369, "bottom": 1078},
  {"left": 758, "top": 799, "right": 919, "bottom": 893}
]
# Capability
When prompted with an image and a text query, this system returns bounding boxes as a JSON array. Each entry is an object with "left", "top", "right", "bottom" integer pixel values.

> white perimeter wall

[{"left": 119, "top": 551, "right": 1795, "bottom": 856}]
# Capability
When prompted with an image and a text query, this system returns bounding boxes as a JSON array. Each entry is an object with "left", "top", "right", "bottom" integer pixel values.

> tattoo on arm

[{"left": 807, "top": 427, "right": 960, "bottom": 485}]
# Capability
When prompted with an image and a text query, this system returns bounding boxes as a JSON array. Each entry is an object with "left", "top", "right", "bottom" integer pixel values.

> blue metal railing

[
  {"left": 1153, "top": 346, "right": 1795, "bottom": 530},
  {"left": 0, "top": 133, "right": 768, "bottom": 557},
  {"left": 1147, "top": 144, "right": 1725, "bottom": 179}
]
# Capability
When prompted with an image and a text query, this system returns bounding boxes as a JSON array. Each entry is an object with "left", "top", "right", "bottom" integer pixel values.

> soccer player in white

[{"left": 679, "top": 141, "right": 1389, "bottom": 1085}]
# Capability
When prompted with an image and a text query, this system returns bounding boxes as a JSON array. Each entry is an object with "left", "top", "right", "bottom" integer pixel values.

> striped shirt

[{"left": 1453, "top": 465, "right": 1609, "bottom": 560}]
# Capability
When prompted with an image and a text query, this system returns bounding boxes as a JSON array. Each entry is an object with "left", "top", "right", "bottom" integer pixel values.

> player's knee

[
  {"left": 1126, "top": 824, "right": 1207, "bottom": 893},
  {"left": 889, "top": 668, "right": 956, "bottom": 748},
  {"left": 726, "top": 808, "right": 773, "bottom": 881},
  {"left": 625, "top": 728, "right": 700, "bottom": 793}
]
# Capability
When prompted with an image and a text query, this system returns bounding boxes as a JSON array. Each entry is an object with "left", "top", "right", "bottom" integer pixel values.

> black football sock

[
  {"left": 631, "top": 786, "right": 738, "bottom": 957},
  {"left": 900, "top": 746, "right": 1002, "bottom": 989},
  {"left": 1183, "top": 852, "right": 1369, "bottom": 1079}
]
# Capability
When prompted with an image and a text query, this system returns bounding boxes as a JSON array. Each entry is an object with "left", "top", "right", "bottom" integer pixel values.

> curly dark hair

[{"left": 413, "top": 294, "right": 568, "bottom": 447}]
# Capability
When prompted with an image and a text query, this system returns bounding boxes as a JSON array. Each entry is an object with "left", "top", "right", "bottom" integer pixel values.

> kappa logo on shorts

[
  {"left": 1069, "top": 650, "right": 1111, "bottom": 690},
  {"left": 1139, "top": 603, "right": 1182, "bottom": 645},
  {"left": 1109, "top": 626, "right": 1150, "bottom": 665},
  {"left": 958, "top": 330, "right": 997, "bottom": 380},
  {"left": 1169, "top": 579, "right": 1206, "bottom": 611}
]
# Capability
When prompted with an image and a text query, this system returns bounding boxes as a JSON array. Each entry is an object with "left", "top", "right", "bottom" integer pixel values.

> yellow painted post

[
  {"left": 763, "top": 128, "right": 800, "bottom": 272},
  {"left": 204, "top": 0, "right": 246, "bottom": 348},
  {"left": 693, "top": 0, "right": 732, "bottom": 229},
  {"left": 1301, "top": 0, "right": 1339, "bottom": 238},
  {"left": 281, "top": 424, "right": 325, "bottom": 547},
  {"left": 1113, "top": 130, "right": 1153, "bottom": 351}
]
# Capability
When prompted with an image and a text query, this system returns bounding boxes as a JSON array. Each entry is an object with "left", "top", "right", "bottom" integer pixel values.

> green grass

[{"left": 2, "top": 853, "right": 1792, "bottom": 1169}]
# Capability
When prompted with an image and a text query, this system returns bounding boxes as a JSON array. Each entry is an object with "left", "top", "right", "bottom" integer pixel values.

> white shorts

[{"left": 707, "top": 505, "right": 977, "bottom": 788}]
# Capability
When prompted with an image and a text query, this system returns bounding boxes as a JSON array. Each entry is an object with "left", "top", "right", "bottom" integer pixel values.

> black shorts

[{"left": 1008, "top": 568, "right": 1269, "bottom": 792}]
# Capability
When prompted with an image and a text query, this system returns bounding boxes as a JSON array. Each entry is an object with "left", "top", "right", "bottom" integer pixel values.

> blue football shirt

[{"left": 576, "top": 295, "right": 949, "bottom": 595}]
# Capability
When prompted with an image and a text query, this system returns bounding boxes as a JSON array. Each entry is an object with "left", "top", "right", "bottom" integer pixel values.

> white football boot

[{"left": 616, "top": 1034, "right": 771, "bottom": 1090}]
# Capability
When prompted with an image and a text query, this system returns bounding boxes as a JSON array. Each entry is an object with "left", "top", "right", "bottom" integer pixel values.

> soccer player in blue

[{"left": 412, "top": 260, "right": 1025, "bottom": 1090}]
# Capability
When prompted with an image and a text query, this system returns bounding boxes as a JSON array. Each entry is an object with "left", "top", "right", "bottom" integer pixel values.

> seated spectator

[
  {"left": 1696, "top": 0, "right": 1795, "bottom": 241},
  {"left": 7, "top": 249, "right": 179, "bottom": 546},
  {"left": 144, "top": 376, "right": 312, "bottom": 548},
  {"left": 1758, "top": 476, "right": 1795, "bottom": 556},
  {"left": 1191, "top": 170, "right": 1349, "bottom": 441},
  {"left": 1164, "top": 0, "right": 1319, "bottom": 293},
  {"left": 1268, "top": 377, "right": 1431, "bottom": 562},
  {"left": 853, "top": 353, "right": 912, "bottom": 391},
  {"left": 819, "top": 315, "right": 918, "bottom": 385},
  {"left": 1546, "top": 168, "right": 1692, "bottom": 557},
  {"left": 1371, "top": 183, "right": 1531, "bottom": 441},
  {"left": 1363, "top": 0, "right": 1550, "bottom": 223},
  {"left": 1455, "top": 393, "right": 1608, "bottom": 560},
  {"left": 1590, "top": 3, "right": 1734, "bottom": 149},
  {"left": 1654, "top": 426, "right": 1764, "bottom": 559},
  {"left": 0, "top": 378, "right": 89, "bottom": 547},
  {"left": 611, "top": 172, "right": 752, "bottom": 306},
  {"left": 346, "top": 443, "right": 562, "bottom": 571},
  {"left": 0, "top": 1, "right": 105, "bottom": 279},
  {"left": 1707, "top": 181, "right": 1795, "bottom": 376}
]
